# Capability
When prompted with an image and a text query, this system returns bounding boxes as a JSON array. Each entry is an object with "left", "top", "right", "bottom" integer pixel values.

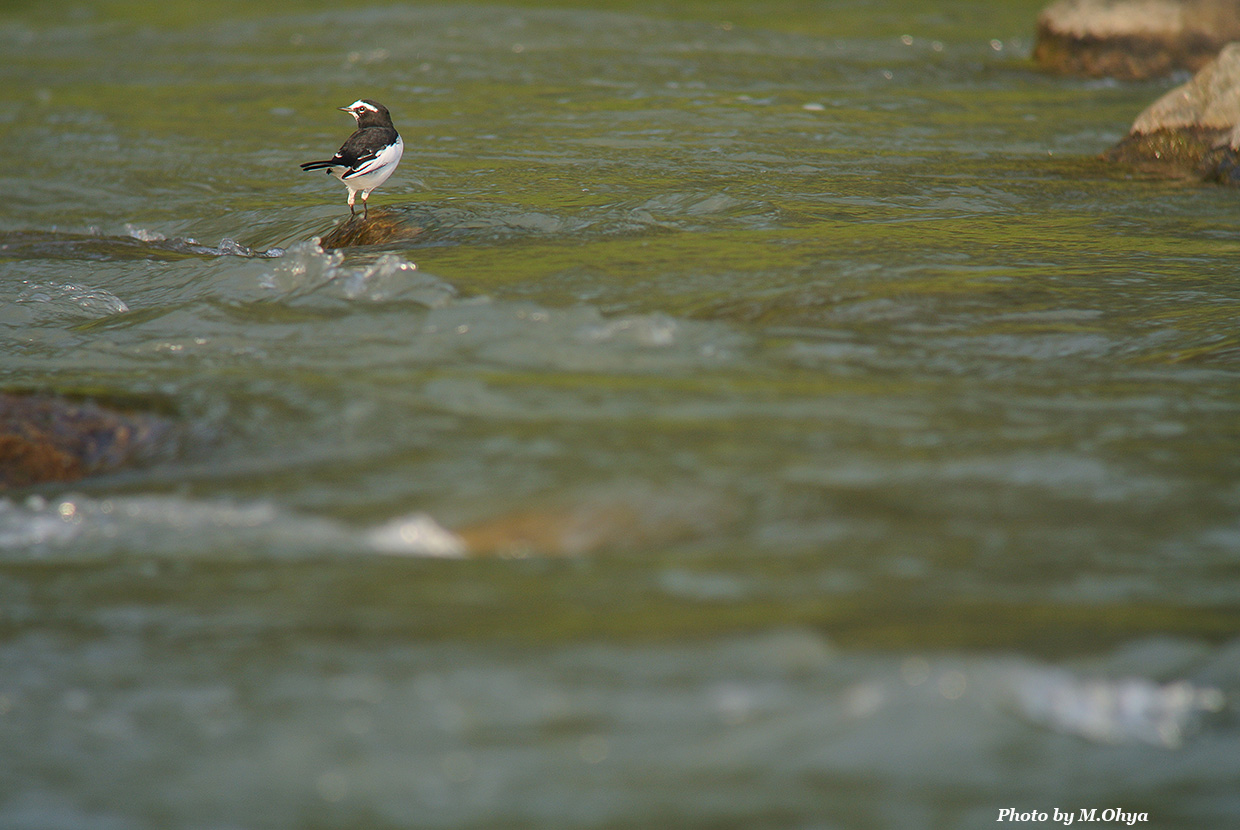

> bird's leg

[
  {"left": 348, "top": 190, "right": 356, "bottom": 217},
  {"left": 362, "top": 191, "right": 370, "bottom": 219}
]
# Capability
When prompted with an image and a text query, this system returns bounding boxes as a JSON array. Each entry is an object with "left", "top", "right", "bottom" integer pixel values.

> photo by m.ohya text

[{"left": 997, "top": 808, "right": 1148, "bottom": 825}]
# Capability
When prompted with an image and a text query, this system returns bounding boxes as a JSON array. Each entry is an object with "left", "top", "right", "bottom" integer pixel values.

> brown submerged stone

[
  {"left": 1198, "top": 122, "right": 1240, "bottom": 181},
  {"left": 0, "top": 393, "right": 177, "bottom": 489},
  {"left": 454, "top": 485, "right": 736, "bottom": 557},
  {"left": 318, "top": 208, "right": 423, "bottom": 249},
  {"left": 1034, "top": 0, "right": 1240, "bottom": 79}
]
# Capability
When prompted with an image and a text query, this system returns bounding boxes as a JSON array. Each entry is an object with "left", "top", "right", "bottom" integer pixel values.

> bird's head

[{"left": 339, "top": 99, "right": 391, "bottom": 128}]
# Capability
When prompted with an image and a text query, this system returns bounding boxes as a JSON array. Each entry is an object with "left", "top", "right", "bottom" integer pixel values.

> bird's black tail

[{"left": 300, "top": 160, "right": 336, "bottom": 171}]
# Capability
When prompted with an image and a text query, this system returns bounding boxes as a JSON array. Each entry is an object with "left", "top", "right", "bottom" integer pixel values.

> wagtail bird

[{"left": 300, "top": 99, "right": 404, "bottom": 218}]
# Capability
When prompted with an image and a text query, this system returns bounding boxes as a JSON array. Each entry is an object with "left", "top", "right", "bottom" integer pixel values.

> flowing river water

[{"left": 2, "top": 1, "right": 1239, "bottom": 827}]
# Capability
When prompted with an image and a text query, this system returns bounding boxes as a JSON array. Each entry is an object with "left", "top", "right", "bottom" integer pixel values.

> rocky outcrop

[
  {"left": 1106, "top": 41, "right": 1240, "bottom": 179},
  {"left": 1034, "top": 0, "right": 1240, "bottom": 79}
]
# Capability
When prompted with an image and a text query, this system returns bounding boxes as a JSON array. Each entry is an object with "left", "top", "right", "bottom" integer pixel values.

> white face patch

[{"left": 347, "top": 100, "right": 378, "bottom": 113}]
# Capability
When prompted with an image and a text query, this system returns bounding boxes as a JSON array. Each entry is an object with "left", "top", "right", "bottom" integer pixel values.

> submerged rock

[
  {"left": 0, "top": 393, "right": 177, "bottom": 489},
  {"left": 1200, "top": 121, "right": 1240, "bottom": 181},
  {"left": 453, "top": 484, "right": 736, "bottom": 557},
  {"left": 318, "top": 208, "right": 423, "bottom": 249},
  {"left": 1034, "top": 0, "right": 1240, "bottom": 79},
  {"left": 1105, "top": 41, "right": 1240, "bottom": 179}
]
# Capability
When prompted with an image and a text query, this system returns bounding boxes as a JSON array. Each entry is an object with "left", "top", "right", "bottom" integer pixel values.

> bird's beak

[{"left": 338, "top": 106, "right": 352, "bottom": 112}]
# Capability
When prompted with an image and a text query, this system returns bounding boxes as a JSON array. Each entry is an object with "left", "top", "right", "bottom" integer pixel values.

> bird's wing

[
  {"left": 333, "top": 127, "right": 400, "bottom": 173},
  {"left": 342, "top": 137, "right": 403, "bottom": 179}
]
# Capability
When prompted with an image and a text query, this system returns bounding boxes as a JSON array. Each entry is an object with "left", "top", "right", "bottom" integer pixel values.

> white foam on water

[
  {"left": 0, "top": 494, "right": 465, "bottom": 560},
  {"left": 1006, "top": 667, "right": 1226, "bottom": 748},
  {"left": 259, "top": 240, "right": 455, "bottom": 307},
  {"left": 125, "top": 224, "right": 283, "bottom": 257},
  {"left": 366, "top": 513, "right": 468, "bottom": 558},
  {"left": 15, "top": 281, "right": 130, "bottom": 317},
  {"left": 124, "top": 224, "right": 167, "bottom": 243}
]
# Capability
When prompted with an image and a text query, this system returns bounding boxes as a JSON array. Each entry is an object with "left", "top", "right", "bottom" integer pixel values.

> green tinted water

[{"left": 2, "top": 2, "right": 1239, "bottom": 827}]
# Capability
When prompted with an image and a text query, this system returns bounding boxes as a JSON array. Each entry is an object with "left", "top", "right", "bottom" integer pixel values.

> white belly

[{"left": 335, "top": 136, "right": 404, "bottom": 194}]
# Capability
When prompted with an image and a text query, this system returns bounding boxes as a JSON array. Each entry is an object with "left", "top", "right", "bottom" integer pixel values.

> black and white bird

[{"left": 300, "top": 99, "right": 404, "bottom": 218}]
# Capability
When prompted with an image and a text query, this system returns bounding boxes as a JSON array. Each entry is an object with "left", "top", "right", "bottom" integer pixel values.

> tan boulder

[
  {"left": 1035, "top": 0, "right": 1240, "bottom": 79},
  {"left": 1106, "top": 41, "right": 1240, "bottom": 179}
]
